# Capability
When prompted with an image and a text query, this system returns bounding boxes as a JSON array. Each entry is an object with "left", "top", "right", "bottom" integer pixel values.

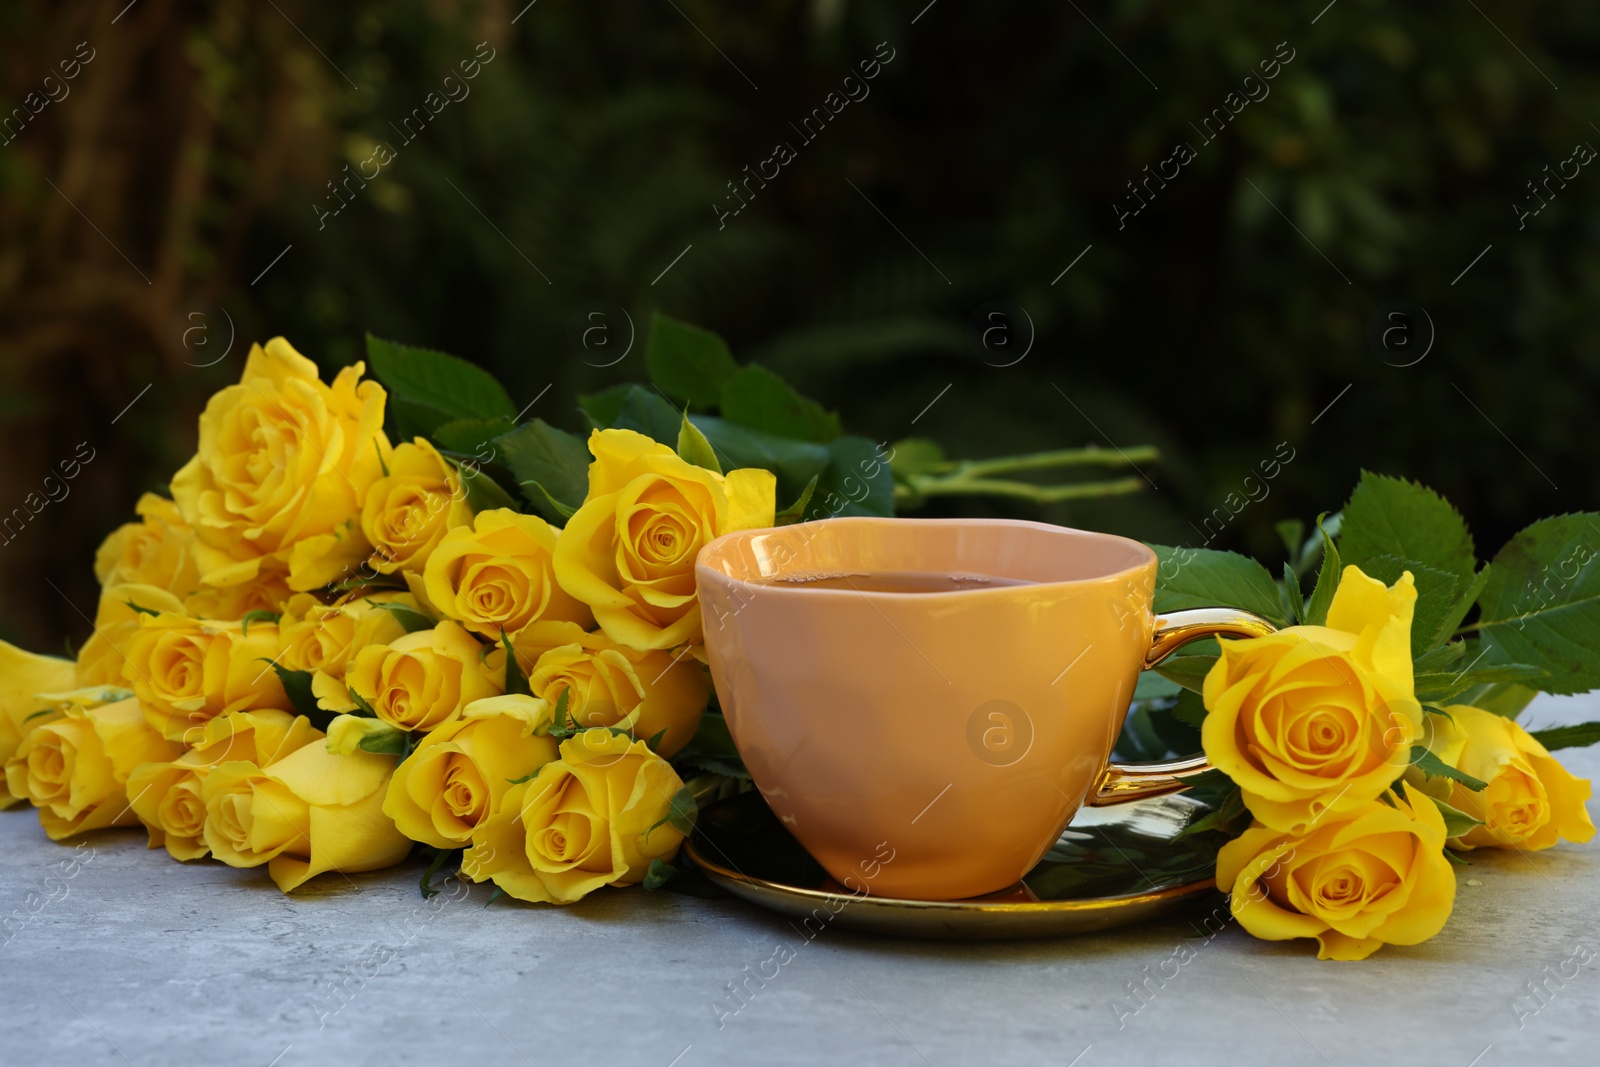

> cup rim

[{"left": 695, "top": 516, "right": 1157, "bottom": 600}]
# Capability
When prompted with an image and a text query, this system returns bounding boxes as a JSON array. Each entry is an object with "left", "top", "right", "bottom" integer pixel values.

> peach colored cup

[{"left": 695, "top": 517, "right": 1276, "bottom": 901}]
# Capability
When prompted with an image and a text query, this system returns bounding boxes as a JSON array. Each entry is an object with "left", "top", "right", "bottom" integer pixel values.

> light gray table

[{"left": 3, "top": 694, "right": 1597, "bottom": 1067}]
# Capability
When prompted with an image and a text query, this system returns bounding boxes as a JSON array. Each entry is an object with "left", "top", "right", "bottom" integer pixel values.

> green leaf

[
  {"left": 1414, "top": 663, "right": 1549, "bottom": 703},
  {"left": 430, "top": 417, "right": 515, "bottom": 456},
  {"left": 643, "top": 858, "right": 678, "bottom": 890},
  {"left": 1431, "top": 796, "right": 1485, "bottom": 839},
  {"left": 1281, "top": 563, "right": 1304, "bottom": 625},
  {"left": 366, "top": 334, "right": 516, "bottom": 438},
  {"left": 502, "top": 631, "right": 531, "bottom": 697},
  {"left": 807, "top": 435, "right": 896, "bottom": 520},
  {"left": 646, "top": 785, "right": 698, "bottom": 841},
  {"left": 419, "top": 847, "right": 463, "bottom": 899},
  {"left": 125, "top": 600, "right": 161, "bottom": 618},
  {"left": 1430, "top": 565, "right": 1492, "bottom": 649},
  {"left": 1411, "top": 747, "right": 1488, "bottom": 790},
  {"left": 1414, "top": 641, "right": 1467, "bottom": 673},
  {"left": 1303, "top": 516, "right": 1342, "bottom": 626},
  {"left": 887, "top": 437, "right": 950, "bottom": 478},
  {"left": 1528, "top": 721, "right": 1600, "bottom": 750},
  {"left": 240, "top": 609, "right": 281, "bottom": 636},
  {"left": 644, "top": 727, "right": 669, "bottom": 752},
  {"left": 692, "top": 415, "right": 831, "bottom": 507},
  {"left": 1477, "top": 513, "right": 1600, "bottom": 695},
  {"left": 357, "top": 728, "right": 411, "bottom": 756},
  {"left": 263, "top": 662, "right": 328, "bottom": 725},
  {"left": 370, "top": 601, "right": 435, "bottom": 634},
  {"left": 1170, "top": 689, "right": 1206, "bottom": 729},
  {"left": 1353, "top": 555, "right": 1462, "bottom": 654},
  {"left": 580, "top": 383, "right": 681, "bottom": 445},
  {"left": 1151, "top": 654, "right": 1217, "bottom": 695},
  {"left": 673, "top": 711, "right": 747, "bottom": 779},
  {"left": 676, "top": 412, "right": 722, "bottom": 473},
  {"left": 718, "top": 365, "right": 841, "bottom": 442},
  {"left": 773, "top": 475, "right": 819, "bottom": 526},
  {"left": 493, "top": 419, "right": 591, "bottom": 521},
  {"left": 484, "top": 886, "right": 505, "bottom": 908},
  {"left": 1180, "top": 786, "right": 1250, "bottom": 838},
  {"left": 646, "top": 314, "right": 741, "bottom": 408},
  {"left": 347, "top": 690, "right": 381, "bottom": 719},
  {"left": 1457, "top": 682, "right": 1539, "bottom": 719},
  {"left": 1338, "top": 472, "right": 1477, "bottom": 585},
  {"left": 449, "top": 458, "right": 520, "bottom": 515},
  {"left": 1150, "top": 546, "right": 1287, "bottom": 625}
]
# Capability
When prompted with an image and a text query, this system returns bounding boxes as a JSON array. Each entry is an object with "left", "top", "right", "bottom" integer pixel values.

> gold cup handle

[{"left": 1088, "top": 607, "right": 1279, "bottom": 807}]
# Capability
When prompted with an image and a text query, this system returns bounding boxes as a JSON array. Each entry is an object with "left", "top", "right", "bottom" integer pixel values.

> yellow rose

[
  {"left": 328, "top": 620, "right": 501, "bottom": 731},
  {"left": 1202, "top": 566, "right": 1422, "bottom": 832},
  {"left": 4, "top": 696, "right": 183, "bottom": 839},
  {"left": 127, "top": 709, "right": 321, "bottom": 861},
  {"left": 553, "top": 429, "right": 776, "bottom": 651},
  {"left": 363, "top": 439, "right": 471, "bottom": 575},
  {"left": 513, "top": 621, "right": 708, "bottom": 757},
  {"left": 183, "top": 572, "right": 295, "bottom": 621},
  {"left": 170, "top": 337, "right": 389, "bottom": 593},
  {"left": 122, "top": 612, "right": 288, "bottom": 741},
  {"left": 75, "top": 583, "right": 186, "bottom": 687},
  {"left": 461, "top": 730, "right": 686, "bottom": 904},
  {"left": 0, "top": 641, "right": 80, "bottom": 808},
  {"left": 423, "top": 508, "right": 590, "bottom": 640},
  {"left": 93, "top": 493, "right": 201, "bottom": 597},
  {"left": 1429, "top": 704, "right": 1595, "bottom": 851},
  {"left": 278, "top": 591, "right": 412, "bottom": 685},
  {"left": 1216, "top": 784, "right": 1456, "bottom": 961},
  {"left": 383, "top": 694, "right": 559, "bottom": 848},
  {"left": 201, "top": 745, "right": 411, "bottom": 892}
]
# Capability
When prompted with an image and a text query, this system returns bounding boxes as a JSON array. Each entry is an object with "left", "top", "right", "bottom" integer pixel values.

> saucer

[{"left": 683, "top": 791, "right": 1226, "bottom": 941}]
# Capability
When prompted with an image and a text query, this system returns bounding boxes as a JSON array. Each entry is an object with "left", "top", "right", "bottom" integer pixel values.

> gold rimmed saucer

[{"left": 684, "top": 791, "right": 1226, "bottom": 940}]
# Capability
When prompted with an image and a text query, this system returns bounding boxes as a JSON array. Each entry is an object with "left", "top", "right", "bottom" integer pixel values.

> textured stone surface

[{"left": 2, "top": 693, "right": 1597, "bottom": 1067}]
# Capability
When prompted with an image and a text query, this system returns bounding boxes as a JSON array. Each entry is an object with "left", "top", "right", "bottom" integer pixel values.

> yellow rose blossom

[
  {"left": 324, "top": 619, "right": 502, "bottom": 731},
  {"left": 462, "top": 730, "right": 687, "bottom": 904},
  {"left": 383, "top": 694, "right": 558, "bottom": 848},
  {"left": 363, "top": 439, "right": 471, "bottom": 575},
  {"left": 170, "top": 336, "right": 389, "bottom": 594},
  {"left": 126, "top": 709, "right": 321, "bottom": 861},
  {"left": 75, "top": 583, "right": 186, "bottom": 687},
  {"left": 1428, "top": 705, "right": 1595, "bottom": 851},
  {"left": 201, "top": 745, "right": 411, "bottom": 893},
  {"left": 513, "top": 620, "right": 709, "bottom": 757},
  {"left": 278, "top": 591, "right": 412, "bottom": 685},
  {"left": 553, "top": 429, "right": 776, "bottom": 651},
  {"left": 183, "top": 572, "right": 295, "bottom": 621},
  {"left": 1217, "top": 784, "right": 1456, "bottom": 961},
  {"left": 4, "top": 696, "right": 183, "bottom": 840},
  {"left": 93, "top": 493, "right": 201, "bottom": 597},
  {"left": 0, "top": 641, "right": 80, "bottom": 808},
  {"left": 1202, "top": 566, "right": 1422, "bottom": 832},
  {"left": 423, "top": 508, "right": 590, "bottom": 640},
  {"left": 122, "top": 612, "right": 288, "bottom": 742}
]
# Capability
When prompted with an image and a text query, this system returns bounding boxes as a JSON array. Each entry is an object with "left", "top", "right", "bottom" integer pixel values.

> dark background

[{"left": 2, "top": 0, "right": 1595, "bottom": 651}]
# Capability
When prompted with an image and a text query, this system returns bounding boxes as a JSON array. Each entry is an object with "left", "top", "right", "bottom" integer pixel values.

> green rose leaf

[
  {"left": 579, "top": 383, "right": 682, "bottom": 446},
  {"left": 1281, "top": 562, "right": 1305, "bottom": 624},
  {"left": 369, "top": 600, "right": 436, "bottom": 634},
  {"left": 430, "top": 417, "right": 516, "bottom": 456},
  {"left": 647, "top": 785, "right": 698, "bottom": 841},
  {"left": 494, "top": 419, "right": 591, "bottom": 521},
  {"left": 263, "top": 662, "right": 329, "bottom": 727},
  {"left": 1338, "top": 472, "right": 1477, "bottom": 585},
  {"left": 239, "top": 609, "right": 281, "bottom": 636},
  {"left": 1413, "top": 662, "right": 1549, "bottom": 703},
  {"left": 1151, "top": 546, "right": 1287, "bottom": 625},
  {"left": 691, "top": 415, "right": 832, "bottom": 508},
  {"left": 718, "top": 365, "right": 842, "bottom": 442},
  {"left": 1303, "top": 516, "right": 1342, "bottom": 626},
  {"left": 419, "top": 847, "right": 463, "bottom": 899},
  {"left": 1476, "top": 513, "right": 1600, "bottom": 694},
  {"left": 773, "top": 475, "right": 819, "bottom": 526},
  {"left": 449, "top": 458, "right": 521, "bottom": 515},
  {"left": 501, "top": 632, "right": 531, "bottom": 697},
  {"left": 1152, "top": 654, "right": 1217, "bottom": 695},
  {"left": 366, "top": 334, "right": 516, "bottom": 439},
  {"left": 646, "top": 314, "right": 741, "bottom": 409},
  {"left": 1411, "top": 747, "right": 1488, "bottom": 790},
  {"left": 806, "top": 435, "right": 895, "bottom": 520},
  {"left": 643, "top": 858, "right": 679, "bottom": 890},
  {"left": 676, "top": 412, "right": 722, "bottom": 474},
  {"left": 1431, "top": 795, "right": 1485, "bottom": 838},
  {"left": 1528, "top": 721, "right": 1600, "bottom": 750}
]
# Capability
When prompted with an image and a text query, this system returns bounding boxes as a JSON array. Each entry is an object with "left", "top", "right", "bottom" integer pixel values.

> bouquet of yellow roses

[{"left": 0, "top": 316, "right": 1137, "bottom": 905}]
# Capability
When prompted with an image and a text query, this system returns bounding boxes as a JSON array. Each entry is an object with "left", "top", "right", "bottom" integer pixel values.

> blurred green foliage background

[{"left": 1, "top": 0, "right": 1596, "bottom": 650}]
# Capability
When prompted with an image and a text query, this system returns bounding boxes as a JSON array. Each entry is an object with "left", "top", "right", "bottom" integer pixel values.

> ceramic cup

[{"left": 695, "top": 516, "right": 1277, "bottom": 901}]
